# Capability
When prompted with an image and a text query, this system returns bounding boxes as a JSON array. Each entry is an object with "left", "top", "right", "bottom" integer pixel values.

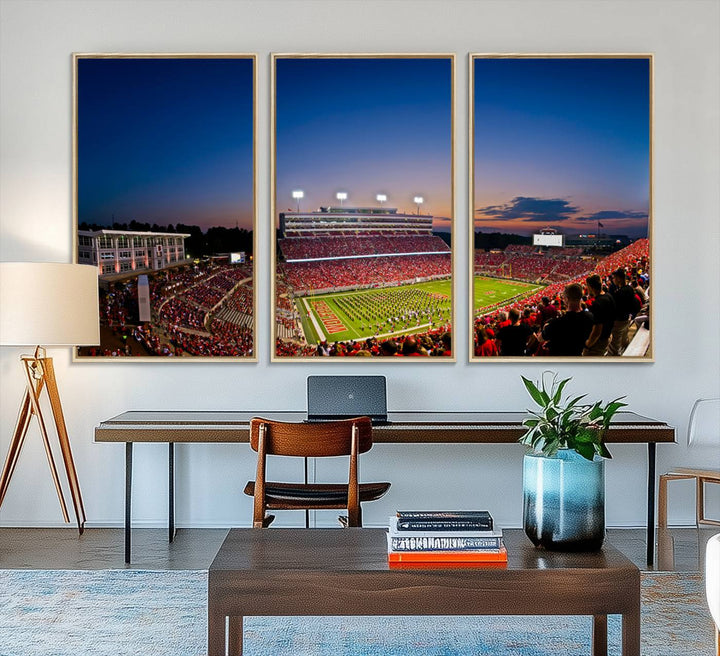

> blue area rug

[{"left": 0, "top": 569, "right": 714, "bottom": 655}]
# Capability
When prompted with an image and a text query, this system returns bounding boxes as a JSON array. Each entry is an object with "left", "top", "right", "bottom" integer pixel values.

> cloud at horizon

[
  {"left": 477, "top": 197, "right": 580, "bottom": 223},
  {"left": 475, "top": 195, "right": 649, "bottom": 236}
]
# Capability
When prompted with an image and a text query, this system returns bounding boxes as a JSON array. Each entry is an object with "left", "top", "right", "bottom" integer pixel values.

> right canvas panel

[{"left": 471, "top": 55, "right": 652, "bottom": 361}]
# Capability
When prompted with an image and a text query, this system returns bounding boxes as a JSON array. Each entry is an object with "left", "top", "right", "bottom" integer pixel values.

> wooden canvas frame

[
  {"left": 271, "top": 54, "right": 455, "bottom": 361},
  {"left": 72, "top": 53, "right": 257, "bottom": 361},
  {"left": 469, "top": 54, "right": 653, "bottom": 362}
]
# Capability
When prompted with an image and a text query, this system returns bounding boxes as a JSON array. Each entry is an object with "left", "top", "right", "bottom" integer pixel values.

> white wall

[{"left": 1, "top": 0, "right": 718, "bottom": 530}]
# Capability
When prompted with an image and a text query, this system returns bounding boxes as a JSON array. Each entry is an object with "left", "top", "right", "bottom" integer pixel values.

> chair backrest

[
  {"left": 249, "top": 417, "right": 373, "bottom": 457},
  {"left": 688, "top": 398, "right": 720, "bottom": 448}
]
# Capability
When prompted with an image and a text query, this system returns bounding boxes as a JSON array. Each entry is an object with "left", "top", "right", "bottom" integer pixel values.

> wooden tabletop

[
  {"left": 95, "top": 410, "right": 675, "bottom": 444},
  {"left": 210, "top": 527, "right": 634, "bottom": 573}
]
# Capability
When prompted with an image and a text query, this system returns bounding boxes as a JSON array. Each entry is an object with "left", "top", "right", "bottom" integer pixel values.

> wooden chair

[
  {"left": 243, "top": 417, "right": 390, "bottom": 528},
  {"left": 658, "top": 398, "right": 720, "bottom": 528}
]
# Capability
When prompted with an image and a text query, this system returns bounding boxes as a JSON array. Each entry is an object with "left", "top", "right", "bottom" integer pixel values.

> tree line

[{"left": 474, "top": 232, "right": 532, "bottom": 251}]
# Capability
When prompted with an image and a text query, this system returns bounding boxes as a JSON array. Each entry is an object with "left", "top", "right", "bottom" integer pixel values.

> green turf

[
  {"left": 473, "top": 276, "right": 544, "bottom": 316},
  {"left": 296, "top": 279, "right": 452, "bottom": 345}
]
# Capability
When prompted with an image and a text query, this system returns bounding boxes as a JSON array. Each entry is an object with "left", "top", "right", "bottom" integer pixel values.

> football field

[
  {"left": 296, "top": 279, "right": 452, "bottom": 345},
  {"left": 473, "top": 276, "right": 544, "bottom": 316}
]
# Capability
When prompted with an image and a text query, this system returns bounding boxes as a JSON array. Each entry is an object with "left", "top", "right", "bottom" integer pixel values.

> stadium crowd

[
  {"left": 473, "top": 239, "right": 650, "bottom": 357},
  {"left": 87, "top": 261, "right": 254, "bottom": 357},
  {"left": 280, "top": 253, "right": 451, "bottom": 293},
  {"left": 279, "top": 234, "right": 449, "bottom": 261},
  {"left": 474, "top": 248, "right": 595, "bottom": 284},
  {"left": 275, "top": 325, "right": 452, "bottom": 358}
]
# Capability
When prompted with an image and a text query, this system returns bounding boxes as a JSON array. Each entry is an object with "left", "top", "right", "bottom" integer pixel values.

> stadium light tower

[
  {"left": 376, "top": 193, "right": 387, "bottom": 207},
  {"left": 413, "top": 196, "right": 424, "bottom": 215},
  {"left": 291, "top": 189, "right": 304, "bottom": 212},
  {"left": 336, "top": 191, "right": 348, "bottom": 207}
]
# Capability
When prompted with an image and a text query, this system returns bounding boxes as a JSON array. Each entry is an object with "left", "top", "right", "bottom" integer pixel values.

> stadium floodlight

[
  {"left": 413, "top": 196, "right": 424, "bottom": 214},
  {"left": 376, "top": 193, "right": 387, "bottom": 207},
  {"left": 291, "top": 189, "right": 304, "bottom": 212},
  {"left": 336, "top": 191, "right": 348, "bottom": 207}
]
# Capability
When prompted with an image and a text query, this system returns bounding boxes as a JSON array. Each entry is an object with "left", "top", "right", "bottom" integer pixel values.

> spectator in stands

[
  {"left": 540, "top": 283, "right": 594, "bottom": 356},
  {"left": 496, "top": 308, "right": 533, "bottom": 356},
  {"left": 380, "top": 340, "right": 399, "bottom": 356},
  {"left": 607, "top": 267, "right": 641, "bottom": 356},
  {"left": 440, "top": 332, "right": 451, "bottom": 357},
  {"left": 497, "top": 311, "right": 511, "bottom": 329},
  {"left": 475, "top": 326, "right": 498, "bottom": 357},
  {"left": 539, "top": 296, "right": 559, "bottom": 324},
  {"left": 582, "top": 274, "right": 616, "bottom": 357},
  {"left": 401, "top": 336, "right": 428, "bottom": 356}
]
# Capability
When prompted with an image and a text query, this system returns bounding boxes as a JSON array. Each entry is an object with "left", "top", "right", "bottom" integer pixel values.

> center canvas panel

[{"left": 272, "top": 55, "right": 454, "bottom": 360}]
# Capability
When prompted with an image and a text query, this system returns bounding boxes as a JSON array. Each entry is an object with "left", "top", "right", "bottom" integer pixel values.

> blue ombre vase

[{"left": 523, "top": 448, "right": 606, "bottom": 551}]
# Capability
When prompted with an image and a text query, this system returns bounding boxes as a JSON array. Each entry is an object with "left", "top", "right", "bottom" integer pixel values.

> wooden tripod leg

[
  {"left": 21, "top": 358, "right": 71, "bottom": 523},
  {"left": 0, "top": 390, "right": 34, "bottom": 506},
  {"left": 41, "top": 358, "right": 86, "bottom": 533}
]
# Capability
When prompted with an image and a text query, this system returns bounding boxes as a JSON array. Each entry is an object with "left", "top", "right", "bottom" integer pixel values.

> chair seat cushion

[{"left": 243, "top": 481, "right": 390, "bottom": 508}]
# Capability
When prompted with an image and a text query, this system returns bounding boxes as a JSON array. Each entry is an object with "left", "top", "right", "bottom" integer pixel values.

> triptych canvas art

[{"left": 73, "top": 53, "right": 652, "bottom": 362}]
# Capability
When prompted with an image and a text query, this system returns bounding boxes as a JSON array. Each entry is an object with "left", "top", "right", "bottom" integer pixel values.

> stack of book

[{"left": 387, "top": 510, "right": 507, "bottom": 567}]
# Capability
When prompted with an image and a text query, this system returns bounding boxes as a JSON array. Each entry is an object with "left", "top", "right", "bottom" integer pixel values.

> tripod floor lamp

[{"left": 0, "top": 262, "right": 99, "bottom": 533}]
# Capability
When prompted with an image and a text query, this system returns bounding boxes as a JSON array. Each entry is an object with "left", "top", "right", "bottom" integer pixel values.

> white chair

[
  {"left": 707, "top": 533, "right": 720, "bottom": 656},
  {"left": 659, "top": 398, "right": 720, "bottom": 527}
]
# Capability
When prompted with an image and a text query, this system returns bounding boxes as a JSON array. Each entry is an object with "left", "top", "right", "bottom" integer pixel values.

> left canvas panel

[{"left": 73, "top": 55, "right": 256, "bottom": 360}]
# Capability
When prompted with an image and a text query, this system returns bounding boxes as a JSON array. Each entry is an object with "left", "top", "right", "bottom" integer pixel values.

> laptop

[{"left": 306, "top": 375, "right": 389, "bottom": 425}]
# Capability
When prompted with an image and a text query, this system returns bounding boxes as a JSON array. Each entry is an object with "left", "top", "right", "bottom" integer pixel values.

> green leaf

[
  {"left": 521, "top": 376, "right": 547, "bottom": 407},
  {"left": 576, "top": 442, "right": 595, "bottom": 461},
  {"left": 566, "top": 394, "right": 586, "bottom": 409},
  {"left": 552, "top": 377, "right": 571, "bottom": 404}
]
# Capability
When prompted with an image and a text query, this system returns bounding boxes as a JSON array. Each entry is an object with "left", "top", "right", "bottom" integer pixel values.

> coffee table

[{"left": 208, "top": 528, "right": 640, "bottom": 656}]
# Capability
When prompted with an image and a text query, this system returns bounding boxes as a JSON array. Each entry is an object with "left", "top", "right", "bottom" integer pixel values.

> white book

[{"left": 387, "top": 516, "right": 503, "bottom": 539}]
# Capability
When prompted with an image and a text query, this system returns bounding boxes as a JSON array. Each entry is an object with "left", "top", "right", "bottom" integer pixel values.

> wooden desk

[
  {"left": 94, "top": 411, "right": 675, "bottom": 564},
  {"left": 207, "top": 528, "right": 641, "bottom": 656}
]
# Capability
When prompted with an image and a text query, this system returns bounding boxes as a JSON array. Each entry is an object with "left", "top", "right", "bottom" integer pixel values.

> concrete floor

[{"left": 0, "top": 526, "right": 716, "bottom": 571}]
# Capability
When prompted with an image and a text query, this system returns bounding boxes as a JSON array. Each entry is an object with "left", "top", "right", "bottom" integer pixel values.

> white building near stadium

[{"left": 77, "top": 229, "right": 190, "bottom": 276}]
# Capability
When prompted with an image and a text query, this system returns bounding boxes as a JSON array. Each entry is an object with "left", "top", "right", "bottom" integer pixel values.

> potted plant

[{"left": 519, "top": 372, "right": 626, "bottom": 551}]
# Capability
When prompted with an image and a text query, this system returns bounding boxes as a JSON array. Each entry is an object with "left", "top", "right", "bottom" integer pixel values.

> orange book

[
  {"left": 389, "top": 560, "right": 507, "bottom": 569},
  {"left": 388, "top": 545, "right": 507, "bottom": 564}
]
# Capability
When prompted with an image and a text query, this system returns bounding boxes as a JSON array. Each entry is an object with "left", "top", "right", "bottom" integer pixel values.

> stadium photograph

[
  {"left": 273, "top": 55, "right": 454, "bottom": 359},
  {"left": 471, "top": 55, "right": 652, "bottom": 360},
  {"left": 73, "top": 55, "right": 256, "bottom": 359}
]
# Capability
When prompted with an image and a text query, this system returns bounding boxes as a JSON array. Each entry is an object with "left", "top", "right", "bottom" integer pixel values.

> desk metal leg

[
  {"left": 647, "top": 442, "right": 656, "bottom": 566},
  {"left": 125, "top": 442, "right": 132, "bottom": 564},
  {"left": 169, "top": 443, "right": 175, "bottom": 542}
]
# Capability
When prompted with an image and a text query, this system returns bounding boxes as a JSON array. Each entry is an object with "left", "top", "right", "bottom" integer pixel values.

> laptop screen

[{"left": 306, "top": 375, "right": 387, "bottom": 422}]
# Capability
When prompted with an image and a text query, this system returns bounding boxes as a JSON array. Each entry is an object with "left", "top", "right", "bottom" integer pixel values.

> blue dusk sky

[
  {"left": 275, "top": 57, "right": 453, "bottom": 228},
  {"left": 77, "top": 57, "right": 254, "bottom": 231},
  {"left": 474, "top": 57, "right": 650, "bottom": 238}
]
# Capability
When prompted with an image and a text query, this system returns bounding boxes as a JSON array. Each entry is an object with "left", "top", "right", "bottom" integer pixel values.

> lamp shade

[{"left": 0, "top": 262, "right": 100, "bottom": 346}]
